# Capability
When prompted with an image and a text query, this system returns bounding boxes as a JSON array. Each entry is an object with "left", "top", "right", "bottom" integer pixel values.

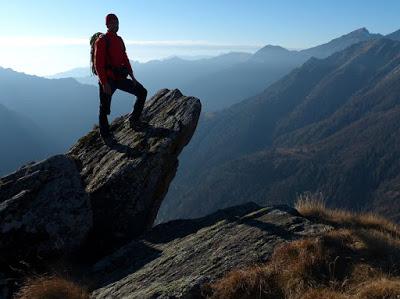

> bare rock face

[
  {"left": 0, "top": 155, "right": 91, "bottom": 261},
  {"left": 68, "top": 89, "right": 201, "bottom": 251},
  {"left": 90, "top": 203, "right": 332, "bottom": 299}
]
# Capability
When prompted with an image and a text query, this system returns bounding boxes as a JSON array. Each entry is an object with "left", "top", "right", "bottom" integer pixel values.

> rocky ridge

[{"left": 90, "top": 203, "right": 331, "bottom": 298}]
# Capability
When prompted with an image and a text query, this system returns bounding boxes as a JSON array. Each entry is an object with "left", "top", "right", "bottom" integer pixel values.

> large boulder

[
  {"left": 68, "top": 88, "right": 201, "bottom": 252},
  {"left": 0, "top": 155, "right": 91, "bottom": 261},
  {"left": 90, "top": 203, "right": 332, "bottom": 298}
]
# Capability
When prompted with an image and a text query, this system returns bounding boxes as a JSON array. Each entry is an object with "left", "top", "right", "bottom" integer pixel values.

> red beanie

[{"left": 106, "top": 14, "right": 118, "bottom": 26}]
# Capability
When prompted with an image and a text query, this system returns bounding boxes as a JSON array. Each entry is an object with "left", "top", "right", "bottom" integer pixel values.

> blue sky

[{"left": 1, "top": 0, "right": 400, "bottom": 76}]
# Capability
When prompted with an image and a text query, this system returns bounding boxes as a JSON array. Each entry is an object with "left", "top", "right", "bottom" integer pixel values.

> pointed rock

[{"left": 68, "top": 88, "right": 201, "bottom": 253}]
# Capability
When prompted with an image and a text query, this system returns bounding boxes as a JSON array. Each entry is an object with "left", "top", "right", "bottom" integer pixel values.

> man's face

[{"left": 107, "top": 19, "right": 119, "bottom": 33}]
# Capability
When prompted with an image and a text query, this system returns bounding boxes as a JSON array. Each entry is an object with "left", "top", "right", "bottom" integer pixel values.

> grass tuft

[
  {"left": 353, "top": 278, "right": 400, "bottom": 299},
  {"left": 14, "top": 275, "right": 90, "bottom": 299},
  {"left": 295, "top": 192, "right": 399, "bottom": 236}
]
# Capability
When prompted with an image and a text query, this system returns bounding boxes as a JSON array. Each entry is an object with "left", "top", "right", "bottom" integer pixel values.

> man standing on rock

[{"left": 94, "top": 13, "right": 148, "bottom": 139}]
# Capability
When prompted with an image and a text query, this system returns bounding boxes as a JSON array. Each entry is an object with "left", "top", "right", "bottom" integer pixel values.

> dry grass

[
  {"left": 208, "top": 194, "right": 400, "bottom": 299},
  {"left": 301, "top": 289, "right": 350, "bottom": 299},
  {"left": 295, "top": 192, "right": 399, "bottom": 236},
  {"left": 353, "top": 278, "right": 400, "bottom": 298},
  {"left": 14, "top": 275, "right": 90, "bottom": 299},
  {"left": 209, "top": 266, "right": 283, "bottom": 299}
]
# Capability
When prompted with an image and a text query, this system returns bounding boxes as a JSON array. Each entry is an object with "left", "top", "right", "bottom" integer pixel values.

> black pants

[{"left": 98, "top": 77, "right": 147, "bottom": 129}]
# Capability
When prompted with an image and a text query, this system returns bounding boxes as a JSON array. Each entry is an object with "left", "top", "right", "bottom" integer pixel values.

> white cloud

[
  {"left": 125, "top": 40, "right": 262, "bottom": 49},
  {"left": 0, "top": 36, "right": 88, "bottom": 46},
  {"left": 0, "top": 36, "right": 263, "bottom": 76},
  {"left": 0, "top": 36, "right": 262, "bottom": 49}
]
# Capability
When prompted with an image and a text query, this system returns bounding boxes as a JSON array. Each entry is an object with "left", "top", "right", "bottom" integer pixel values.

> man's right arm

[{"left": 94, "top": 36, "right": 108, "bottom": 87}]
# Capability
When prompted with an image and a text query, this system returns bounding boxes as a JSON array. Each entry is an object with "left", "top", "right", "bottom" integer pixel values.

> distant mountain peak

[
  {"left": 346, "top": 27, "right": 370, "bottom": 37},
  {"left": 249, "top": 44, "right": 302, "bottom": 64},
  {"left": 258, "top": 45, "right": 289, "bottom": 52},
  {"left": 351, "top": 27, "right": 369, "bottom": 34},
  {"left": 252, "top": 45, "right": 291, "bottom": 60},
  {"left": 301, "top": 27, "right": 381, "bottom": 59}
]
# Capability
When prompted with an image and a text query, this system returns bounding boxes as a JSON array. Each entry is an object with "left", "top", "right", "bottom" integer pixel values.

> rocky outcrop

[
  {"left": 91, "top": 203, "right": 331, "bottom": 298},
  {"left": 68, "top": 88, "right": 201, "bottom": 252},
  {"left": 0, "top": 88, "right": 201, "bottom": 263}
]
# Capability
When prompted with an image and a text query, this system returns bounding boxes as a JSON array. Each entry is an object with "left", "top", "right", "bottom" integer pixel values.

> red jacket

[{"left": 94, "top": 31, "right": 133, "bottom": 86}]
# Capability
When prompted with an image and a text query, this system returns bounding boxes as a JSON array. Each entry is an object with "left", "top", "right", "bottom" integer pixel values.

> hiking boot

[
  {"left": 99, "top": 125, "right": 111, "bottom": 137},
  {"left": 99, "top": 124, "right": 116, "bottom": 145},
  {"left": 128, "top": 115, "right": 148, "bottom": 131},
  {"left": 101, "top": 133, "right": 116, "bottom": 145},
  {"left": 131, "top": 120, "right": 148, "bottom": 131}
]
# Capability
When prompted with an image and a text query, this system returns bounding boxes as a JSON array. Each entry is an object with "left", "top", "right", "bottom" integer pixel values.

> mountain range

[
  {"left": 50, "top": 28, "right": 387, "bottom": 112},
  {"left": 3, "top": 27, "right": 400, "bottom": 218},
  {"left": 158, "top": 37, "right": 400, "bottom": 223}
]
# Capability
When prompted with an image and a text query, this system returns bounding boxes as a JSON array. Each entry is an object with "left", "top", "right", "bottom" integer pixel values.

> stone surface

[
  {"left": 91, "top": 203, "right": 332, "bottom": 299},
  {"left": 0, "top": 154, "right": 91, "bottom": 261},
  {"left": 0, "top": 88, "right": 201, "bottom": 299},
  {"left": 68, "top": 88, "right": 201, "bottom": 250}
]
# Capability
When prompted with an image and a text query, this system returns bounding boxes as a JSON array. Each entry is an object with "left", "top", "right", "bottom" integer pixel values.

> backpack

[
  {"left": 90, "top": 32, "right": 127, "bottom": 76},
  {"left": 90, "top": 32, "right": 107, "bottom": 76}
]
